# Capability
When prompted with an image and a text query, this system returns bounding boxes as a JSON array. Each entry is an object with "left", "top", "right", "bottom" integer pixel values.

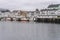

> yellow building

[{"left": 18, "top": 10, "right": 28, "bottom": 17}]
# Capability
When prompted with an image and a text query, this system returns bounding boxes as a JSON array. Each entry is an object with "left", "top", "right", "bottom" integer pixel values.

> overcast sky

[{"left": 0, "top": 0, "right": 60, "bottom": 10}]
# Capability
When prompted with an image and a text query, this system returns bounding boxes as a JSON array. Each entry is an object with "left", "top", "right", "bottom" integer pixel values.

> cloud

[{"left": 0, "top": 0, "right": 60, "bottom": 10}]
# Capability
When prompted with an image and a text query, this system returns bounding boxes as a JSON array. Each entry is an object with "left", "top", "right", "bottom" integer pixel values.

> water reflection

[{"left": 0, "top": 21, "right": 60, "bottom": 40}]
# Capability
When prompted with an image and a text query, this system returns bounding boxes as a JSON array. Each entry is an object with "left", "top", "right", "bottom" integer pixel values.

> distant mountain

[{"left": 0, "top": 8, "right": 10, "bottom": 13}]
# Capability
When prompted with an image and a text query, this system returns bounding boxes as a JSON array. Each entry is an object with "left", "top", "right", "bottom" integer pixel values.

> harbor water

[{"left": 0, "top": 21, "right": 60, "bottom": 40}]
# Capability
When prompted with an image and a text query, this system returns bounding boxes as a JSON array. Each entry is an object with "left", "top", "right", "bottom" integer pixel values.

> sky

[{"left": 0, "top": 0, "right": 60, "bottom": 11}]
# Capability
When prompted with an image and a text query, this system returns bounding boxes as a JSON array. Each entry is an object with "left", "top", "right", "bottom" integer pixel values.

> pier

[
  {"left": 34, "top": 18, "right": 60, "bottom": 23},
  {"left": 34, "top": 14, "right": 60, "bottom": 23}
]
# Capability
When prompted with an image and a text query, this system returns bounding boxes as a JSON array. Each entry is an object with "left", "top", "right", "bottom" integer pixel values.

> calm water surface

[{"left": 0, "top": 21, "right": 60, "bottom": 40}]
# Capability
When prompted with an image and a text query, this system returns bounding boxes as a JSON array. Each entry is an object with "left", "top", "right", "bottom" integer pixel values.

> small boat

[{"left": 21, "top": 17, "right": 29, "bottom": 21}]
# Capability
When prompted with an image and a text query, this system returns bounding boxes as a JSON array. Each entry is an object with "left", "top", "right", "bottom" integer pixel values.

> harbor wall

[{"left": 34, "top": 18, "right": 60, "bottom": 23}]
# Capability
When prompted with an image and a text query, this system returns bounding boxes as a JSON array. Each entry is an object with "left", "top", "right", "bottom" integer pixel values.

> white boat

[{"left": 21, "top": 17, "right": 29, "bottom": 21}]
